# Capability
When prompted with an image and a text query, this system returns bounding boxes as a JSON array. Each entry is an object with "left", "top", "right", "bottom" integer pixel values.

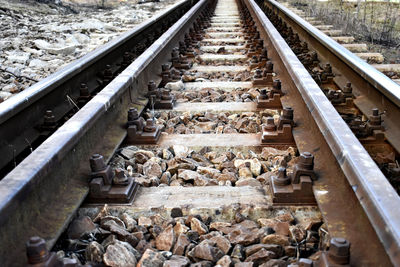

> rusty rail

[
  {"left": 1, "top": 0, "right": 399, "bottom": 265},
  {"left": 0, "top": 0, "right": 208, "bottom": 265},
  {"left": 257, "top": 0, "right": 400, "bottom": 265},
  {"left": 0, "top": 0, "right": 196, "bottom": 176}
]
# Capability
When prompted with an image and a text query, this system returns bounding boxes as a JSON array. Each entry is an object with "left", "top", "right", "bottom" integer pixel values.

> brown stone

[
  {"left": 231, "top": 244, "right": 244, "bottom": 260},
  {"left": 174, "top": 221, "right": 190, "bottom": 236},
  {"left": 173, "top": 234, "right": 191, "bottom": 256},
  {"left": 160, "top": 172, "right": 172, "bottom": 185},
  {"left": 216, "top": 255, "right": 233, "bottom": 267},
  {"left": 200, "top": 231, "right": 221, "bottom": 241},
  {"left": 102, "top": 220, "right": 130, "bottom": 238},
  {"left": 261, "top": 235, "right": 290, "bottom": 247},
  {"left": 132, "top": 231, "right": 145, "bottom": 240},
  {"left": 156, "top": 224, "right": 176, "bottom": 251},
  {"left": 136, "top": 240, "right": 153, "bottom": 254},
  {"left": 238, "top": 167, "right": 253, "bottom": 179},
  {"left": 143, "top": 160, "right": 162, "bottom": 178},
  {"left": 134, "top": 150, "right": 155, "bottom": 164},
  {"left": 210, "top": 235, "right": 232, "bottom": 254},
  {"left": 67, "top": 216, "right": 96, "bottom": 239},
  {"left": 217, "top": 172, "right": 237, "bottom": 183},
  {"left": 188, "top": 242, "right": 224, "bottom": 262},
  {"left": 191, "top": 217, "right": 209, "bottom": 235},
  {"left": 137, "top": 249, "right": 166, "bottom": 267},
  {"left": 121, "top": 213, "right": 137, "bottom": 232},
  {"left": 244, "top": 244, "right": 283, "bottom": 258},
  {"left": 210, "top": 222, "right": 232, "bottom": 231},
  {"left": 163, "top": 255, "right": 191, "bottom": 267},
  {"left": 85, "top": 241, "right": 104, "bottom": 263},
  {"left": 259, "top": 259, "right": 287, "bottom": 267},
  {"left": 284, "top": 246, "right": 296, "bottom": 257},
  {"left": 257, "top": 219, "right": 289, "bottom": 236},
  {"left": 227, "top": 226, "right": 259, "bottom": 246},
  {"left": 190, "top": 261, "right": 213, "bottom": 267},
  {"left": 103, "top": 241, "right": 137, "bottom": 267},
  {"left": 275, "top": 213, "right": 295, "bottom": 224},
  {"left": 138, "top": 216, "right": 153, "bottom": 227},
  {"left": 197, "top": 166, "right": 221, "bottom": 179},
  {"left": 244, "top": 248, "right": 276, "bottom": 265},
  {"left": 234, "top": 262, "right": 253, "bottom": 267},
  {"left": 235, "top": 178, "right": 262, "bottom": 187},
  {"left": 102, "top": 234, "right": 117, "bottom": 248}
]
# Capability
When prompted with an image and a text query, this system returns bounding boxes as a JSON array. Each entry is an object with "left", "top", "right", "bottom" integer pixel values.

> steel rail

[
  {"left": 267, "top": 0, "right": 400, "bottom": 107},
  {"left": 0, "top": 0, "right": 207, "bottom": 265},
  {"left": 247, "top": 0, "right": 400, "bottom": 265},
  {"left": 0, "top": 0, "right": 195, "bottom": 174}
]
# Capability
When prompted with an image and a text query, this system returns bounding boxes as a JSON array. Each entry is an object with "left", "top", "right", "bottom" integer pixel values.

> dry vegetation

[{"left": 286, "top": 0, "right": 400, "bottom": 63}]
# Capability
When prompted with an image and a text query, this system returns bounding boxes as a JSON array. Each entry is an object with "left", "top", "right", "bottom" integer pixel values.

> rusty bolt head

[
  {"left": 328, "top": 237, "right": 350, "bottom": 264},
  {"left": 148, "top": 81, "right": 157, "bottom": 91},
  {"left": 260, "top": 89, "right": 267, "bottom": 96},
  {"left": 282, "top": 107, "right": 293, "bottom": 120},
  {"left": 26, "top": 236, "right": 49, "bottom": 264},
  {"left": 90, "top": 154, "right": 106, "bottom": 172},
  {"left": 273, "top": 79, "right": 281, "bottom": 90},
  {"left": 266, "top": 61, "right": 274, "bottom": 71},
  {"left": 43, "top": 110, "right": 56, "bottom": 126},
  {"left": 128, "top": 107, "right": 139, "bottom": 121},
  {"left": 273, "top": 167, "right": 291, "bottom": 186},
  {"left": 162, "top": 64, "right": 169, "bottom": 71},
  {"left": 114, "top": 168, "right": 129, "bottom": 185},
  {"left": 298, "top": 152, "right": 314, "bottom": 170},
  {"left": 79, "top": 83, "right": 90, "bottom": 97},
  {"left": 144, "top": 119, "right": 156, "bottom": 132},
  {"left": 264, "top": 117, "right": 276, "bottom": 132}
]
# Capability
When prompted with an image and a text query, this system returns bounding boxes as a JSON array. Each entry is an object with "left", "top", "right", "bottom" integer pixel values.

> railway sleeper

[{"left": 1, "top": 0, "right": 398, "bottom": 265}]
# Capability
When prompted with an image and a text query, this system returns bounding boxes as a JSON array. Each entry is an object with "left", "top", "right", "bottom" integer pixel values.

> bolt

[
  {"left": 273, "top": 79, "right": 281, "bottom": 90},
  {"left": 264, "top": 117, "right": 276, "bottom": 132},
  {"left": 254, "top": 68, "right": 262, "bottom": 78},
  {"left": 162, "top": 64, "right": 169, "bottom": 71},
  {"left": 144, "top": 119, "right": 156, "bottom": 132},
  {"left": 298, "top": 152, "right": 314, "bottom": 170},
  {"left": 328, "top": 237, "right": 350, "bottom": 264},
  {"left": 369, "top": 108, "right": 382, "bottom": 126},
  {"left": 79, "top": 83, "right": 90, "bottom": 97},
  {"left": 90, "top": 154, "right": 106, "bottom": 172},
  {"left": 266, "top": 61, "right": 274, "bottom": 72},
  {"left": 26, "top": 236, "right": 49, "bottom": 264},
  {"left": 43, "top": 110, "right": 56, "bottom": 127},
  {"left": 148, "top": 80, "right": 157, "bottom": 91},
  {"left": 259, "top": 89, "right": 268, "bottom": 99},
  {"left": 274, "top": 167, "right": 290, "bottom": 186},
  {"left": 282, "top": 107, "right": 293, "bottom": 120},
  {"left": 114, "top": 168, "right": 129, "bottom": 185},
  {"left": 128, "top": 107, "right": 139, "bottom": 122}
]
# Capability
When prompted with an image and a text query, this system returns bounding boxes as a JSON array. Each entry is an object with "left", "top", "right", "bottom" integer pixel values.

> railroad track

[
  {"left": 0, "top": 0, "right": 196, "bottom": 178},
  {"left": 0, "top": 0, "right": 399, "bottom": 266},
  {"left": 281, "top": 2, "right": 400, "bottom": 86}
]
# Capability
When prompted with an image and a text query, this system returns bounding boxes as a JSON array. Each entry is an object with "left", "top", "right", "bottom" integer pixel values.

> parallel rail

[
  {"left": 0, "top": 0, "right": 196, "bottom": 176},
  {"left": 0, "top": 0, "right": 399, "bottom": 266}
]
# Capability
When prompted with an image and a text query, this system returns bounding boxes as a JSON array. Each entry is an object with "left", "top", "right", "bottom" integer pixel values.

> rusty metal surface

[
  {"left": 0, "top": 0, "right": 208, "bottom": 265},
  {"left": 267, "top": 0, "right": 400, "bottom": 107},
  {"left": 247, "top": 0, "right": 400, "bottom": 265},
  {"left": 0, "top": 0, "right": 195, "bottom": 174},
  {"left": 266, "top": 0, "right": 400, "bottom": 158}
]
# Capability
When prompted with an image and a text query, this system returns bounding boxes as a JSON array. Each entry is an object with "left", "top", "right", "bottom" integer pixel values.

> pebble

[{"left": 0, "top": 0, "right": 179, "bottom": 101}]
